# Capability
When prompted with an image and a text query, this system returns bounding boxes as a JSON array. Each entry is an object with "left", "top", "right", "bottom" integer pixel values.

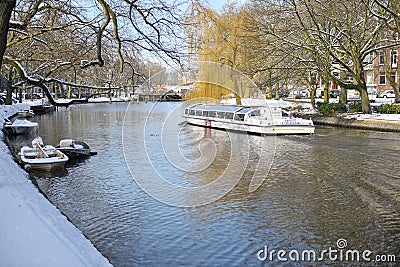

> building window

[
  {"left": 367, "top": 71, "right": 374, "bottom": 85},
  {"left": 364, "top": 53, "right": 374, "bottom": 65},
  {"left": 391, "top": 50, "right": 398, "bottom": 67},
  {"left": 379, "top": 52, "right": 385, "bottom": 65},
  {"left": 390, "top": 72, "right": 397, "bottom": 83},
  {"left": 379, "top": 72, "right": 386, "bottom": 85},
  {"left": 345, "top": 74, "right": 353, "bottom": 83}
]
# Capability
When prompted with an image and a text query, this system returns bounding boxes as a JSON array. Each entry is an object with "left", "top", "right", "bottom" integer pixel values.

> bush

[
  {"left": 377, "top": 104, "right": 400, "bottom": 114},
  {"left": 317, "top": 102, "right": 347, "bottom": 115},
  {"left": 348, "top": 101, "right": 362, "bottom": 113},
  {"left": 282, "top": 105, "right": 305, "bottom": 112}
]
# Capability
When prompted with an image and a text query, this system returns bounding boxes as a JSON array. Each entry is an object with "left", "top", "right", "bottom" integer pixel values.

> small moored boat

[
  {"left": 17, "top": 110, "right": 34, "bottom": 118},
  {"left": 183, "top": 102, "right": 315, "bottom": 135},
  {"left": 56, "top": 139, "right": 97, "bottom": 158},
  {"left": 3, "top": 118, "right": 38, "bottom": 135},
  {"left": 19, "top": 137, "right": 69, "bottom": 171}
]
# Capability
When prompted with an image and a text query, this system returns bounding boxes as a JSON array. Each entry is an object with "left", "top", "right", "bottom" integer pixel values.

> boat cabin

[{"left": 184, "top": 104, "right": 283, "bottom": 122}]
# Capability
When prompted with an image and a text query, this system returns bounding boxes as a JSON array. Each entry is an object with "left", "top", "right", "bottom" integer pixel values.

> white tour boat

[
  {"left": 183, "top": 102, "right": 315, "bottom": 135},
  {"left": 19, "top": 137, "right": 69, "bottom": 171}
]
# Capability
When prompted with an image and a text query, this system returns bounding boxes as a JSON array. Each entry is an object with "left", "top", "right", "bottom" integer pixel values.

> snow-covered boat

[
  {"left": 183, "top": 103, "right": 315, "bottom": 135},
  {"left": 17, "top": 110, "right": 34, "bottom": 118},
  {"left": 3, "top": 119, "right": 38, "bottom": 135},
  {"left": 56, "top": 139, "right": 97, "bottom": 158},
  {"left": 19, "top": 137, "right": 69, "bottom": 171}
]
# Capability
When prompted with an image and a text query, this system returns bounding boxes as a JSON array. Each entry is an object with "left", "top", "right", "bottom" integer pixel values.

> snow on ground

[
  {"left": 281, "top": 98, "right": 400, "bottom": 121},
  {"left": 0, "top": 104, "right": 112, "bottom": 267},
  {"left": 343, "top": 113, "right": 400, "bottom": 121},
  {"left": 88, "top": 97, "right": 129, "bottom": 103}
]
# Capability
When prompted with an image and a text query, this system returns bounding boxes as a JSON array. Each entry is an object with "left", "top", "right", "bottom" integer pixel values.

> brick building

[
  {"left": 365, "top": 46, "right": 399, "bottom": 95},
  {"left": 314, "top": 46, "right": 400, "bottom": 98}
]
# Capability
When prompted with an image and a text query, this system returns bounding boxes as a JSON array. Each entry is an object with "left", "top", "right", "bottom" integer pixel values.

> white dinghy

[{"left": 19, "top": 136, "right": 69, "bottom": 172}]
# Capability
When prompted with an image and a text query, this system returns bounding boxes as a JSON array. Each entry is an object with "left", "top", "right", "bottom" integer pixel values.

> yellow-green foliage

[{"left": 184, "top": 82, "right": 239, "bottom": 104}]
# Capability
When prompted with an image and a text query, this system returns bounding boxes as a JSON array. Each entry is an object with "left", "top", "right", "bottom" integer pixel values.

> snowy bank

[
  {"left": 0, "top": 104, "right": 112, "bottom": 267},
  {"left": 299, "top": 114, "right": 400, "bottom": 132}
]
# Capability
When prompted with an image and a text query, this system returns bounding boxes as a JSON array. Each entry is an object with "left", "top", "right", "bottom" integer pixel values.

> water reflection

[{"left": 6, "top": 102, "right": 399, "bottom": 266}]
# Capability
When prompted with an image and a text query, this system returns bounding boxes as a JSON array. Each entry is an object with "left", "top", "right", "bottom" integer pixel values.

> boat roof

[{"left": 186, "top": 104, "right": 252, "bottom": 113}]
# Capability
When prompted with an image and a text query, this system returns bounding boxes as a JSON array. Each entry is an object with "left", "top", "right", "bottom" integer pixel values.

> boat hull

[
  {"left": 21, "top": 160, "right": 67, "bottom": 171},
  {"left": 20, "top": 146, "right": 69, "bottom": 171},
  {"left": 17, "top": 110, "right": 34, "bottom": 118},
  {"left": 185, "top": 116, "right": 315, "bottom": 135},
  {"left": 57, "top": 148, "right": 91, "bottom": 158},
  {"left": 56, "top": 140, "right": 93, "bottom": 158},
  {"left": 7, "top": 125, "right": 38, "bottom": 135},
  {"left": 3, "top": 119, "right": 38, "bottom": 135}
]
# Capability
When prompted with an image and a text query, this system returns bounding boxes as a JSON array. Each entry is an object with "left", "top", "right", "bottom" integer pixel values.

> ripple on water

[{"left": 15, "top": 104, "right": 400, "bottom": 266}]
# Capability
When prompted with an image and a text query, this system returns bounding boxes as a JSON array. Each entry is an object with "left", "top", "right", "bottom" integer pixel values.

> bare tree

[
  {"left": 0, "top": 0, "right": 16, "bottom": 67},
  {"left": 276, "top": 0, "right": 399, "bottom": 113},
  {"left": 0, "top": 0, "right": 185, "bottom": 106}
]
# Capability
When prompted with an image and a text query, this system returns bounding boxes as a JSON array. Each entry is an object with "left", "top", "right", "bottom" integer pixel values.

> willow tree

[{"left": 184, "top": 2, "right": 259, "bottom": 101}]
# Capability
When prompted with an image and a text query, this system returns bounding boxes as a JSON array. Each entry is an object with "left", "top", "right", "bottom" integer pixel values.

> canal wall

[
  {"left": 301, "top": 114, "right": 400, "bottom": 132},
  {"left": 0, "top": 104, "right": 112, "bottom": 267}
]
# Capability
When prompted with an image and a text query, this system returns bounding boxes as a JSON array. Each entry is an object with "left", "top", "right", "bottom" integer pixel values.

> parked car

[
  {"left": 280, "top": 91, "right": 290, "bottom": 98},
  {"left": 316, "top": 89, "right": 324, "bottom": 98},
  {"left": 25, "top": 93, "right": 42, "bottom": 100},
  {"left": 329, "top": 89, "right": 340, "bottom": 98},
  {"left": 300, "top": 90, "right": 309, "bottom": 98},
  {"left": 367, "top": 88, "right": 377, "bottom": 102},
  {"left": 379, "top": 90, "right": 395, "bottom": 98},
  {"left": 270, "top": 91, "right": 289, "bottom": 98}
]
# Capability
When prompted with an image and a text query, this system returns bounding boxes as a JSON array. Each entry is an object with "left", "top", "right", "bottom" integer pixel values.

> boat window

[
  {"left": 225, "top": 112, "right": 234, "bottom": 119},
  {"left": 195, "top": 110, "right": 202, "bottom": 116},
  {"left": 203, "top": 111, "right": 209, "bottom": 117},
  {"left": 249, "top": 110, "right": 261, "bottom": 117},
  {"left": 217, "top": 112, "right": 225, "bottom": 118},
  {"left": 236, "top": 107, "right": 251, "bottom": 114},
  {"left": 190, "top": 110, "right": 196, "bottom": 116},
  {"left": 208, "top": 111, "right": 216, "bottom": 117},
  {"left": 234, "top": 113, "right": 245, "bottom": 121},
  {"left": 185, "top": 109, "right": 189, "bottom": 115}
]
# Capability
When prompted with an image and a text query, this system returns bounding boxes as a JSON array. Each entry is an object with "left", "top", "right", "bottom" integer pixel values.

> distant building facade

[
  {"left": 314, "top": 46, "right": 400, "bottom": 97},
  {"left": 365, "top": 46, "right": 399, "bottom": 94}
]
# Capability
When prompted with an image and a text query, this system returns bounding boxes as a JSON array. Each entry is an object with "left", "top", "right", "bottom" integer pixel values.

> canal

[{"left": 8, "top": 102, "right": 400, "bottom": 266}]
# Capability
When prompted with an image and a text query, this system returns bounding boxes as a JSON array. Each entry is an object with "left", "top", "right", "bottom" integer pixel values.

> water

[{"left": 8, "top": 102, "right": 400, "bottom": 266}]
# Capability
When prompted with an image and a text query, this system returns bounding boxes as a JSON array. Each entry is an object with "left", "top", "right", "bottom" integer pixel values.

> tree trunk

[
  {"left": 395, "top": 86, "right": 400, "bottom": 103},
  {"left": 310, "top": 85, "right": 316, "bottom": 109},
  {"left": 359, "top": 85, "right": 371, "bottom": 114},
  {"left": 5, "top": 79, "right": 13, "bottom": 104},
  {"left": 339, "top": 88, "right": 347, "bottom": 104},
  {"left": 4, "top": 67, "right": 14, "bottom": 104},
  {"left": 323, "top": 80, "right": 329, "bottom": 103},
  {"left": 0, "top": 0, "right": 16, "bottom": 67},
  {"left": 339, "top": 72, "right": 347, "bottom": 104},
  {"left": 354, "top": 60, "right": 371, "bottom": 114}
]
